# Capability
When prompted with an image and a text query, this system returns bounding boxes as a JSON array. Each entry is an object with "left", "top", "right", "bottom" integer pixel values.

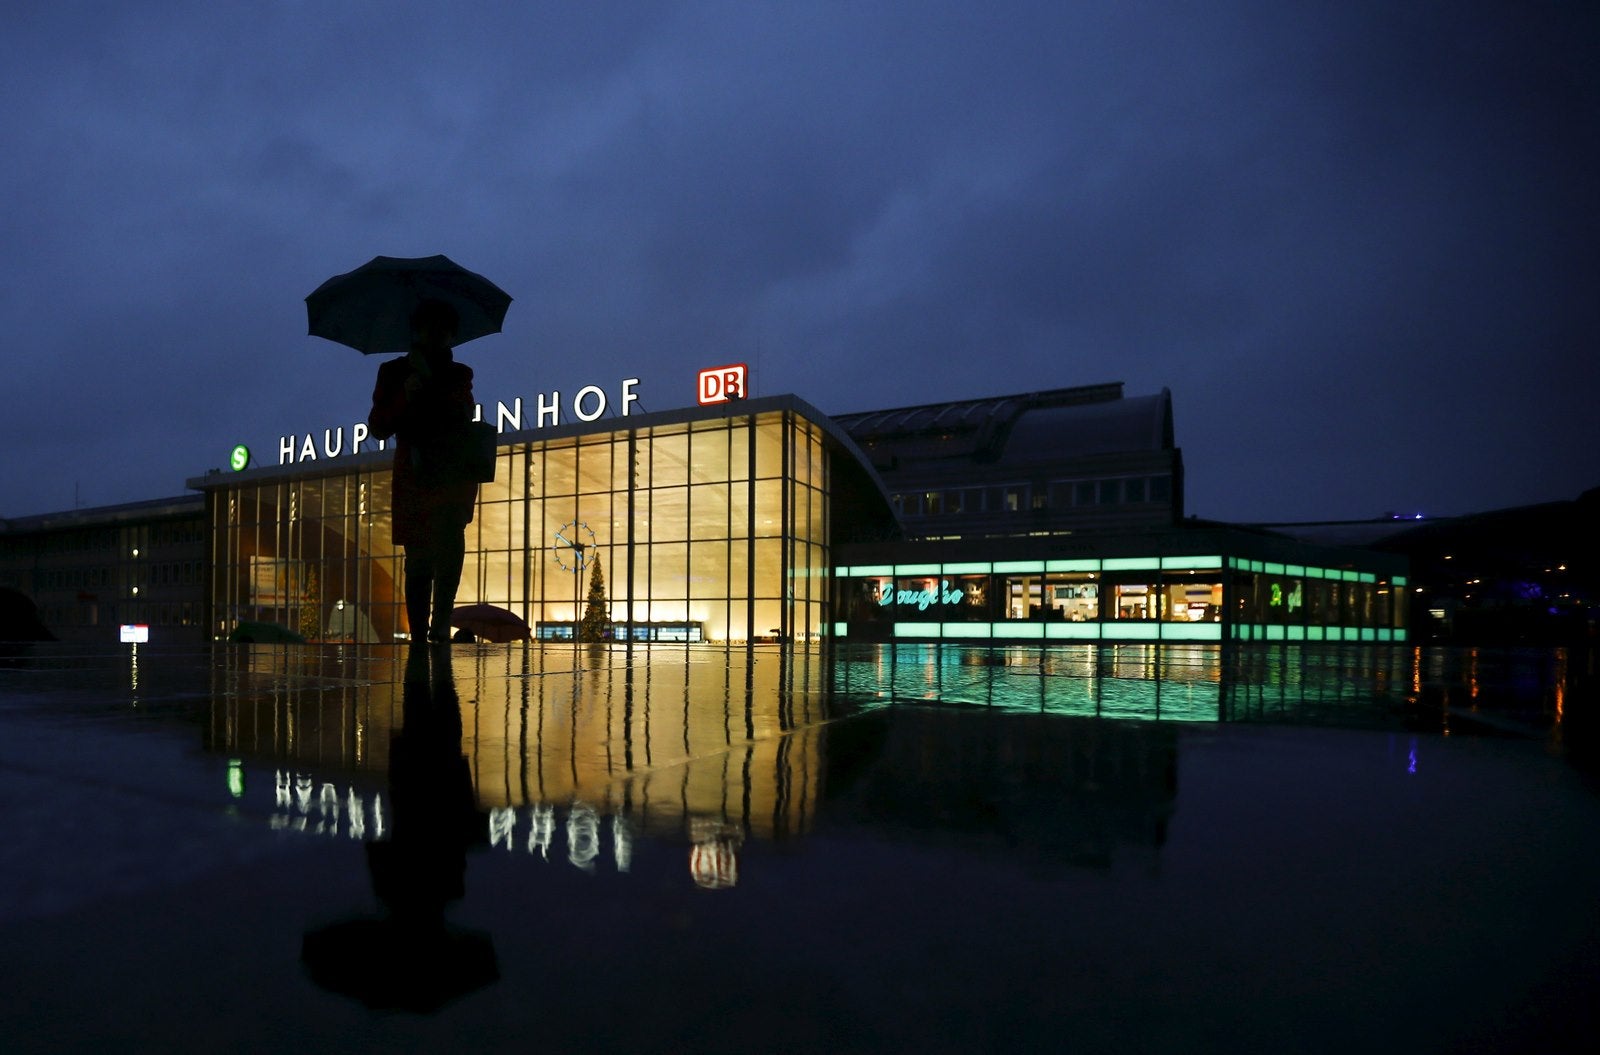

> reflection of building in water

[
  {"left": 205, "top": 645, "right": 406, "bottom": 775},
  {"left": 831, "top": 641, "right": 1454, "bottom": 734},
  {"left": 456, "top": 645, "right": 829, "bottom": 844},
  {"left": 206, "top": 643, "right": 833, "bottom": 854},
  {"left": 832, "top": 643, "right": 1225, "bottom": 723}
]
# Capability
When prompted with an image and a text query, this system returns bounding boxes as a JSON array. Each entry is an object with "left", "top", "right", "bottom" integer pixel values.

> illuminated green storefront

[
  {"left": 196, "top": 396, "right": 894, "bottom": 645},
  {"left": 832, "top": 536, "right": 1408, "bottom": 644}
]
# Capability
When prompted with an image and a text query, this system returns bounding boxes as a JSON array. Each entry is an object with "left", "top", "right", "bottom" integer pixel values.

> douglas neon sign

[{"left": 879, "top": 579, "right": 967, "bottom": 611}]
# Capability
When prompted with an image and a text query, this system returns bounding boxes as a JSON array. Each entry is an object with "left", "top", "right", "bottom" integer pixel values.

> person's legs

[
  {"left": 404, "top": 548, "right": 435, "bottom": 642},
  {"left": 429, "top": 525, "right": 467, "bottom": 642}
]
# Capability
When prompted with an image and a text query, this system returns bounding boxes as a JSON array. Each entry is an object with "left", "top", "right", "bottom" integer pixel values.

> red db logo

[{"left": 697, "top": 363, "right": 748, "bottom": 405}]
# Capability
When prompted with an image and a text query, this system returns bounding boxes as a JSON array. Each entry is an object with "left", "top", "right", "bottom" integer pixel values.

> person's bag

[{"left": 420, "top": 419, "right": 498, "bottom": 485}]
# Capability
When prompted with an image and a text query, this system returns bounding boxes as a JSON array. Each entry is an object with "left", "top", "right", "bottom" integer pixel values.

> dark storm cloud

[{"left": 1, "top": 0, "right": 1594, "bottom": 522}]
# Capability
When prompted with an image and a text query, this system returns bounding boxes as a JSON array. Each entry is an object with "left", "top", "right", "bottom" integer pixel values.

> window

[
  {"left": 1111, "top": 583, "right": 1158, "bottom": 620},
  {"left": 1163, "top": 582, "right": 1221, "bottom": 622},
  {"left": 1048, "top": 577, "right": 1100, "bottom": 621}
]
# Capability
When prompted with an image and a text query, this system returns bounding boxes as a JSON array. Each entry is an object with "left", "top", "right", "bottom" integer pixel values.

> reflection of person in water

[
  {"left": 367, "top": 644, "right": 481, "bottom": 920},
  {"left": 301, "top": 645, "right": 496, "bottom": 1012}
]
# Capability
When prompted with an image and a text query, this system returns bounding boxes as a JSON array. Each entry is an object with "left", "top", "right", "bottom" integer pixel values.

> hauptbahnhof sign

[{"left": 276, "top": 378, "right": 643, "bottom": 466}]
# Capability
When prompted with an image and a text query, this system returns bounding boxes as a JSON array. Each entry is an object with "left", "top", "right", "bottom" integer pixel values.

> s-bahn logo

[{"left": 697, "top": 363, "right": 748, "bottom": 405}]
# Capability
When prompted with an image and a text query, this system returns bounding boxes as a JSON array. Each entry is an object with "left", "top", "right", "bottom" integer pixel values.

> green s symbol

[{"left": 230, "top": 445, "right": 250, "bottom": 472}]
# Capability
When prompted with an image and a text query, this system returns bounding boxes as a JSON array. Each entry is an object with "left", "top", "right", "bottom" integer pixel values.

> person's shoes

[{"left": 426, "top": 625, "right": 451, "bottom": 644}]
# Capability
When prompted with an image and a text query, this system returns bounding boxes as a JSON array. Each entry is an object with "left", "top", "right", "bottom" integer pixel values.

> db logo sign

[{"left": 697, "top": 363, "right": 748, "bottom": 405}]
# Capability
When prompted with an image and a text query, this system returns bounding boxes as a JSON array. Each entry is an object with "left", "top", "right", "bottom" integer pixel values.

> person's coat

[{"left": 367, "top": 351, "right": 479, "bottom": 547}]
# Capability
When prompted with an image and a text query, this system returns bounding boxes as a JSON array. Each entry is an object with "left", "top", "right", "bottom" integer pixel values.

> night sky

[{"left": 2, "top": 1, "right": 1595, "bottom": 524}]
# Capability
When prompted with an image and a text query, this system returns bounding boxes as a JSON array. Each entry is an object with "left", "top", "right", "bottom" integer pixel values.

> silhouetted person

[
  {"left": 368, "top": 300, "right": 480, "bottom": 643},
  {"left": 301, "top": 644, "right": 496, "bottom": 1012}
]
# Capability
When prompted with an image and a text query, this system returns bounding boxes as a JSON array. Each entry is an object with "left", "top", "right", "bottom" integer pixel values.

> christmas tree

[
  {"left": 298, "top": 565, "right": 320, "bottom": 641},
  {"left": 578, "top": 560, "right": 611, "bottom": 642}
]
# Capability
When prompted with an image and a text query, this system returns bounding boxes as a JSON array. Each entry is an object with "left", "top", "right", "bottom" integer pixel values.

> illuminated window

[
  {"left": 1163, "top": 581, "right": 1221, "bottom": 622},
  {"left": 1111, "top": 583, "right": 1158, "bottom": 620}
]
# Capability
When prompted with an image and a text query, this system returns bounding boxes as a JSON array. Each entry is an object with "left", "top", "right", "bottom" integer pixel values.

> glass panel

[
  {"left": 728, "top": 538, "right": 750, "bottom": 599},
  {"left": 651, "top": 430, "right": 689, "bottom": 487},
  {"left": 648, "top": 486, "right": 689, "bottom": 542},
  {"left": 688, "top": 540, "right": 727, "bottom": 599},
  {"left": 542, "top": 445, "right": 578, "bottom": 496},
  {"left": 752, "top": 598, "right": 784, "bottom": 640},
  {"left": 690, "top": 483, "right": 731, "bottom": 540},
  {"left": 649, "top": 542, "right": 689, "bottom": 601},
  {"left": 689, "top": 426, "right": 730, "bottom": 484},
  {"left": 629, "top": 437, "right": 652, "bottom": 490},
  {"left": 753, "top": 479, "right": 784, "bottom": 537},
  {"left": 577, "top": 439, "right": 612, "bottom": 494},
  {"left": 727, "top": 423, "right": 750, "bottom": 482},
  {"left": 792, "top": 425, "right": 819, "bottom": 488},
  {"left": 754, "top": 416, "right": 785, "bottom": 479},
  {"left": 729, "top": 480, "right": 750, "bottom": 538},
  {"left": 752, "top": 538, "right": 783, "bottom": 597}
]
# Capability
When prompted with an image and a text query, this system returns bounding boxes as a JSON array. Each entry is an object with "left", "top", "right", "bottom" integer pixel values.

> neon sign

[{"left": 878, "top": 579, "right": 967, "bottom": 611}]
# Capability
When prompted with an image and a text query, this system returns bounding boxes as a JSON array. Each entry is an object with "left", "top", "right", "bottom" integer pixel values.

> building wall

[
  {"left": 0, "top": 497, "right": 207, "bottom": 643},
  {"left": 836, "top": 384, "right": 1184, "bottom": 540}
]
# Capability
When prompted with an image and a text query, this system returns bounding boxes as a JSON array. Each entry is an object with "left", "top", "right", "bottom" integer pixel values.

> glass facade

[{"left": 207, "top": 407, "right": 836, "bottom": 645}]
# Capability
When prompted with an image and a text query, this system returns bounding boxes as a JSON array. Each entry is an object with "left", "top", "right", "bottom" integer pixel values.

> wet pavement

[{"left": 2, "top": 641, "right": 1598, "bottom": 1053}]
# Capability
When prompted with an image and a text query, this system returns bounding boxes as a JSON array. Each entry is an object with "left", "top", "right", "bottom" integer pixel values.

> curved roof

[{"left": 835, "top": 384, "right": 1174, "bottom": 467}]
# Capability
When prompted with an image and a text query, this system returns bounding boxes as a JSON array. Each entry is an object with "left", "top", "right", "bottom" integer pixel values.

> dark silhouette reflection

[{"left": 301, "top": 644, "right": 497, "bottom": 1012}]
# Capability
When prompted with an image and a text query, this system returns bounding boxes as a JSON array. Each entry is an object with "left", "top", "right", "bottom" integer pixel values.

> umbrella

[
  {"left": 302, "top": 917, "right": 499, "bottom": 1013},
  {"left": 306, "top": 254, "right": 513, "bottom": 355},
  {"left": 227, "top": 620, "right": 306, "bottom": 644},
  {"left": 449, "top": 604, "right": 531, "bottom": 643}
]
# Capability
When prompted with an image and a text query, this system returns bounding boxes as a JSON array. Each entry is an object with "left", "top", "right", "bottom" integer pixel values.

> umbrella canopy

[
  {"left": 302, "top": 918, "right": 499, "bottom": 1013},
  {"left": 449, "top": 603, "right": 531, "bottom": 643},
  {"left": 306, "top": 254, "right": 513, "bottom": 355}
]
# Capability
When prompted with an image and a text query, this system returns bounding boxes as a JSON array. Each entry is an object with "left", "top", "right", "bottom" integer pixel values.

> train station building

[{"left": 2, "top": 379, "right": 1405, "bottom": 645}]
